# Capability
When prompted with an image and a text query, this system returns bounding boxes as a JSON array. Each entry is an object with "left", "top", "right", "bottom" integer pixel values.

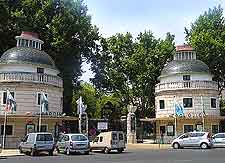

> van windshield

[
  {"left": 36, "top": 134, "right": 53, "bottom": 141},
  {"left": 71, "top": 135, "right": 87, "bottom": 141}
]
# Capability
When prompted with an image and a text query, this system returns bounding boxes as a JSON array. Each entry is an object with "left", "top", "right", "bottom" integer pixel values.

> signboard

[
  {"left": 97, "top": 122, "right": 108, "bottom": 130},
  {"left": 33, "top": 112, "right": 63, "bottom": 117}
]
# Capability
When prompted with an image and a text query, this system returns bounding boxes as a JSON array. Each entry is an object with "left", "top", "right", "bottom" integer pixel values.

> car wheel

[
  {"left": 31, "top": 148, "right": 36, "bottom": 156},
  {"left": 49, "top": 150, "right": 54, "bottom": 156},
  {"left": 117, "top": 148, "right": 123, "bottom": 153},
  {"left": 200, "top": 143, "right": 208, "bottom": 149},
  {"left": 173, "top": 142, "right": 180, "bottom": 149},
  {"left": 104, "top": 147, "right": 110, "bottom": 154},
  {"left": 66, "top": 148, "right": 70, "bottom": 155},
  {"left": 19, "top": 146, "right": 23, "bottom": 153}
]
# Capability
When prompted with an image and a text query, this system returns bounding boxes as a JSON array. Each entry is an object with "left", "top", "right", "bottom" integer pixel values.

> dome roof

[
  {"left": 0, "top": 47, "right": 56, "bottom": 69},
  {"left": 160, "top": 60, "right": 210, "bottom": 77}
]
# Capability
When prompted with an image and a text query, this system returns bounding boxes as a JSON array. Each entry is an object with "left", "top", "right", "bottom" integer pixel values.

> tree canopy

[
  {"left": 0, "top": 0, "right": 99, "bottom": 115},
  {"left": 91, "top": 31, "right": 175, "bottom": 118},
  {"left": 185, "top": 5, "right": 225, "bottom": 94}
]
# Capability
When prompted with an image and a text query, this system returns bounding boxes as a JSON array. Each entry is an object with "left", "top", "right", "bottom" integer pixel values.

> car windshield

[
  {"left": 71, "top": 135, "right": 87, "bottom": 141},
  {"left": 36, "top": 134, "right": 53, "bottom": 141}
]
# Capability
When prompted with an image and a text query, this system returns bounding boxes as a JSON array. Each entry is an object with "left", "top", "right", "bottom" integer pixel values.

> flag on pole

[
  {"left": 175, "top": 103, "right": 184, "bottom": 117},
  {"left": 76, "top": 96, "right": 85, "bottom": 114},
  {"left": 5, "top": 90, "right": 16, "bottom": 112},
  {"left": 41, "top": 92, "right": 48, "bottom": 112}
]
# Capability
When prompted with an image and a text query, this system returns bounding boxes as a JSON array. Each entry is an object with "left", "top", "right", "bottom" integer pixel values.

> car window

[
  {"left": 119, "top": 133, "right": 123, "bottom": 140},
  {"left": 23, "top": 135, "right": 29, "bottom": 142},
  {"left": 191, "top": 133, "right": 204, "bottom": 137},
  {"left": 63, "top": 135, "right": 69, "bottom": 141},
  {"left": 71, "top": 135, "right": 87, "bottom": 141},
  {"left": 180, "top": 133, "right": 189, "bottom": 139},
  {"left": 214, "top": 134, "right": 225, "bottom": 138},
  {"left": 112, "top": 133, "right": 118, "bottom": 140},
  {"left": 99, "top": 136, "right": 103, "bottom": 142},
  {"left": 36, "top": 134, "right": 53, "bottom": 141}
]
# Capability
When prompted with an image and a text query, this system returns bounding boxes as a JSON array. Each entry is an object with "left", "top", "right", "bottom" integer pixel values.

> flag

[
  {"left": 5, "top": 90, "right": 16, "bottom": 112},
  {"left": 175, "top": 103, "right": 184, "bottom": 117},
  {"left": 40, "top": 92, "right": 48, "bottom": 112},
  {"left": 76, "top": 96, "right": 85, "bottom": 114}
]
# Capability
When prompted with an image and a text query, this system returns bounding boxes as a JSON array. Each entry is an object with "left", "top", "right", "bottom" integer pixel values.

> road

[{"left": 1, "top": 148, "right": 225, "bottom": 163}]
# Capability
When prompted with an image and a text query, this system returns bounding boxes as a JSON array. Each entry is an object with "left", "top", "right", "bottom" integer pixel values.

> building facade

[
  {"left": 0, "top": 32, "right": 75, "bottom": 148},
  {"left": 154, "top": 45, "right": 224, "bottom": 143}
]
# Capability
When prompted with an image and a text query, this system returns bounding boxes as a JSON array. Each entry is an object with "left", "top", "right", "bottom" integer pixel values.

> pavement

[{"left": 0, "top": 143, "right": 170, "bottom": 157}]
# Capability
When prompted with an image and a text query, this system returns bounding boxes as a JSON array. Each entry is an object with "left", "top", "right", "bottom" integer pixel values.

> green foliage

[
  {"left": 72, "top": 82, "right": 122, "bottom": 119},
  {"left": 91, "top": 31, "right": 175, "bottom": 118},
  {"left": 0, "top": 0, "right": 99, "bottom": 115},
  {"left": 185, "top": 5, "right": 225, "bottom": 93}
]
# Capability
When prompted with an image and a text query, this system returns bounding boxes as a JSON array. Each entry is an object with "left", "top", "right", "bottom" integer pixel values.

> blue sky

[{"left": 81, "top": 0, "right": 225, "bottom": 82}]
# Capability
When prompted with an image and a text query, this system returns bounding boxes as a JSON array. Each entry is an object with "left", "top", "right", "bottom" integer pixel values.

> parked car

[
  {"left": 90, "top": 131, "right": 126, "bottom": 154},
  {"left": 171, "top": 132, "right": 212, "bottom": 149},
  {"left": 212, "top": 133, "right": 225, "bottom": 148},
  {"left": 18, "top": 132, "right": 55, "bottom": 156},
  {"left": 56, "top": 133, "right": 90, "bottom": 155}
]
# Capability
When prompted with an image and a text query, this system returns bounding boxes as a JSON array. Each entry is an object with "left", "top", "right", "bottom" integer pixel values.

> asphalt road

[{"left": 1, "top": 148, "right": 225, "bottom": 163}]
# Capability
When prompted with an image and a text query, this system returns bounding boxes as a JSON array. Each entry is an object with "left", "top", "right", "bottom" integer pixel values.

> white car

[
  {"left": 171, "top": 132, "right": 212, "bottom": 149},
  {"left": 90, "top": 131, "right": 126, "bottom": 154},
  {"left": 212, "top": 133, "right": 225, "bottom": 147},
  {"left": 56, "top": 133, "right": 90, "bottom": 155}
]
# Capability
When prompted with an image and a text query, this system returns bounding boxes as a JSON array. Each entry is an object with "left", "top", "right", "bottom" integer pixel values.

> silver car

[
  {"left": 18, "top": 132, "right": 55, "bottom": 156},
  {"left": 171, "top": 132, "right": 212, "bottom": 149},
  {"left": 56, "top": 133, "right": 90, "bottom": 155},
  {"left": 212, "top": 133, "right": 225, "bottom": 147}
]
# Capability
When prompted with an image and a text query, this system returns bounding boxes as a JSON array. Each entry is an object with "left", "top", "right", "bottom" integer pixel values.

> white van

[
  {"left": 18, "top": 132, "right": 55, "bottom": 156},
  {"left": 90, "top": 131, "right": 126, "bottom": 154}
]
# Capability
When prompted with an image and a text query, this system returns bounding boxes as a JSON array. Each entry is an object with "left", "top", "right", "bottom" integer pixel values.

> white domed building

[
  {"left": 154, "top": 45, "right": 224, "bottom": 143},
  {"left": 0, "top": 32, "right": 74, "bottom": 148}
]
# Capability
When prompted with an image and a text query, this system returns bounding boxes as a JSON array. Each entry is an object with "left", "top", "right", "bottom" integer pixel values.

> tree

[
  {"left": 185, "top": 5, "right": 225, "bottom": 94},
  {"left": 0, "top": 0, "right": 100, "bottom": 115},
  {"left": 91, "top": 31, "right": 175, "bottom": 118}
]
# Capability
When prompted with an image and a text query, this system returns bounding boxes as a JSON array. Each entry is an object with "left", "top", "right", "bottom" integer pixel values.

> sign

[
  {"left": 33, "top": 112, "right": 63, "bottom": 117},
  {"left": 97, "top": 122, "right": 108, "bottom": 130}
]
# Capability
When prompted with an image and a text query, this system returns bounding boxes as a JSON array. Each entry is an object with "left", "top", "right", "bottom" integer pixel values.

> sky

[{"left": 81, "top": 0, "right": 225, "bottom": 82}]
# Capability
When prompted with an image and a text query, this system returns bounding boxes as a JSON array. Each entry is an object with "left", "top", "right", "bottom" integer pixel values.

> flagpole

[
  {"left": 2, "top": 111, "right": 7, "bottom": 149},
  {"left": 39, "top": 93, "right": 42, "bottom": 132},
  {"left": 201, "top": 96, "right": 204, "bottom": 131},
  {"left": 174, "top": 96, "right": 177, "bottom": 137}
]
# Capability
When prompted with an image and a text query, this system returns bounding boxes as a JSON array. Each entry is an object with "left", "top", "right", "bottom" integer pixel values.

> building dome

[
  {"left": 0, "top": 31, "right": 56, "bottom": 69},
  {"left": 0, "top": 47, "right": 56, "bottom": 68},
  {"left": 160, "top": 60, "right": 210, "bottom": 77}
]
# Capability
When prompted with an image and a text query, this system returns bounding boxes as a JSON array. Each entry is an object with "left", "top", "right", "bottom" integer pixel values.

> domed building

[
  {"left": 0, "top": 32, "right": 74, "bottom": 148},
  {"left": 154, "top": 45, "right": 224, "bottom": 143}
]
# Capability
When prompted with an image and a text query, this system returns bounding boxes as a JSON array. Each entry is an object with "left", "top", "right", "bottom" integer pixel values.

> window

[
  {"left": 37, "top": 125, "right": 47, "bottom": 132},
  {"left": 112, "top": 133, "right": 118, "bottom": 140},
  {"left": 183, "top": 125, "right": 193, "bottom": 133},
  {"left": 37, "top": 93, "right": 48, "bottom": 105},
  {"left": 36, "top": 42, "right": 38, "bottom": 49},
  {"left": 71, "top": 135, "right": 87, "bottom": 141},
  {"left": 214, "top": 133, "right": 225, "bottom": 138},
  {"left": 32, "top": 41, "right": 36, "bottom": 48},
  {"left": 21, "top": 39, "right": 25, "bottom": 46},
  {"left": 183, "top": 75, "right": 190, "bottom": 81},
  {"left": 25, "top": 40, "right": 29, "bottom": 47},
  {"left": 2, "top": 91, "right": 14, "bottom": 104},
  {"left": 36, "top": 134, "right": 53, "bottom": 141},
  {"left": 159, "top": 100, "right": 165, "bottom": 109},
  {"left": 191, "top": 133, "right": 204, "bottom": 137},
  {"left": 63, "top": 135, "right": 69, "bottom": 141},
  {"left": 211, "top": 98, "right": 216, "bottom": 108},
  {"left": 119, "top": 133, "right": 123, "bottom": 140},
  {"left": 183, "top": 98, "right": 192, "bottom": 108},
  {"left": 212, "top": 125, "right": 219, "bottom": 134},
  {"left": 29, "top": 40, "right": 32, "bottom": 47},
  {"left": 37, "top": 67, "right": 44, "bottom": 74},
  {"left": 160, "top": 126, "right": 166, "bottom": 134},
  {"left": 99, "top": 136, "right": 103, "bottom": 142},
  {"left": 1, "top": 125, "right": 13, "bottom": 135}
]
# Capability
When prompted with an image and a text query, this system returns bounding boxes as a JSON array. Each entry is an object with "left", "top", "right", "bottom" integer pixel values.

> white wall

[
  {"left": 155, "top": 94, "right": 220, "bottom": 118},
  {"left": 0, "top": 64, "right": 59, "bottom": 76},
  {"left": 160, "top": 73, "right": 212, "bottom": 83},
  {"left": 0, "top": 83, "right": 63, "bottom": 115}
]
